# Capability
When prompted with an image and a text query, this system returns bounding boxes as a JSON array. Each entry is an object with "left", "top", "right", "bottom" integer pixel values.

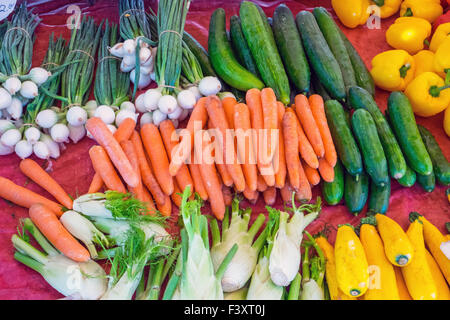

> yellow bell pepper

[
  {"left": 371, "top": 0, "right": 402, "bottom": 19},
  {"left": 404, "top": 72, "right": 450, "bottom": 117},
  {"left": 444, "top": 106, "right": 450, "bottom": 137},
  {"left": 370, "top": 50, "right": 416, "bottom": 91},
  {"left": 413, "top": 50, "right": 436, "bottom": 78},
  {"left": 331, "top": 0, "right": 371, "bottom": 29},
  {"left": 433, "top": 36, "right": 450, "bottom": 79},
  {"left": 430, "top": 23, "right": 450, "bottom": 52},
  {"left": 400, "top": 0, "right": 443, "bottom": 24},
  {"left": 386, "top": 17, "right": 432, "bottom": 54}
]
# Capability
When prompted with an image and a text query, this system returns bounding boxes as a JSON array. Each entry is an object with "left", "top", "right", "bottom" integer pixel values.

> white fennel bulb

[
  {"left": 144, "top": 88, "right": 161, "bottom": 111},
  {"left": 94, "top": 105, "right": 116, "bottom": 124},
  {"left": 3, "top": 77, "right": 21, "bottom": 95},
  {"left": 246, "top": 256, "right": 284, "bottom": 300},
  {"left": 6, "top": 97, "right": 22, "bottom": 120},
  {"left": 19, "top": 80, "right": 38, "bottom": 99},
  {"left": 50, "top": 123, "right": 70, "bottom": 143},
  {"left": 36, "top": 109, "right": 58, "bottom": 128},
  {"left": 177, "top": 90, "right": 196, "bottom": 109},
  {"left": 158, "top": 95, "right": 178, "bottom": 114},
  {"left": 1, "top": 128, "right": 21, "bottom": 147},
  {"left": 29, "top": 67, "right": 51, "bottom": 86},
  {"left": 0, "top": 87, "right": 12, "bottom": 109},
  {"left": 198, "top": 76, "right": 221, "bottom": 96},
  {"left": 66, "top": 106, "right": 87, "bottom": 126}
]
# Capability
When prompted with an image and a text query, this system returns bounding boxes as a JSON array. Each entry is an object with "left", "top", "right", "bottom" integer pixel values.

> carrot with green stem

[
  {"left": 274, "top": 102, "right": 287, "bottom": 188},
  {"left": 19, "top": 159, "right": 73, "bottom": 210},
  {"left": 85, "top": 117, "right": 139, "bottom": 188},
  {"left": 261, "top": 88, "right": 278, "bottom": 166},
  {"left": 318, "top": 158, "right": 335, "bottom": 183},
  {"left": 89, "top": 146, "right": 127, "bottom": 194},
  {"left": 283, "top": 111, "right": 301, "bottom": 190},
  {"left": 88, "top": 173, "right": 103, "bottom": 194}
]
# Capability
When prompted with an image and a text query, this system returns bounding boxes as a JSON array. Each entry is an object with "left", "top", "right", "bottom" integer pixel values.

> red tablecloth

[{"left": 0, "top": 0, "right": 448, "bottom": 300}]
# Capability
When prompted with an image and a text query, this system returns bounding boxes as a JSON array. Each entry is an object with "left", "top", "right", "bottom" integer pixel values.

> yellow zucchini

[
  {"left": 394, "top": 266, "right": 412, "bottom": 300},
  {"left": 375, "top": 213, "right": 414, "bottom": 266},
  {"left": 425, "top": 249, "right": 450, "bottom": 300},
  {"left": 335, "top": 224, "right": 369, "bottom": 297},
  {"left": 359, "top": 217, "right": 400, "bottom": 300},
  {"left": 401, "top": 215, "right": 438, "bottom": 300}
]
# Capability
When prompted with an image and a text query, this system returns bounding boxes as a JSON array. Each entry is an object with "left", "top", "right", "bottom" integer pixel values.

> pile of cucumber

[{"left": 323, "top": 88, "right": 449, "bottom": 215}]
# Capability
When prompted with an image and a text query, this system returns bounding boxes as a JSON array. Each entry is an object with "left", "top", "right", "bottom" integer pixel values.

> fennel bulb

[
  {"left": 247, "top": 256, "right": 284, "bottom": 300},
  {"left": 224, "top": 287, "right": 248, "bottom": 300}
]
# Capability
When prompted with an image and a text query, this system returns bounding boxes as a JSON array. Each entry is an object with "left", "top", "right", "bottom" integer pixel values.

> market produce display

[{"left": 0, "top": 0, "right": 449, "bottom": 301}]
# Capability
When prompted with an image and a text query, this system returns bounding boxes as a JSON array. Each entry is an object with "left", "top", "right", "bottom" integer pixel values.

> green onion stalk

[
  {"left": 299, "top": 231, "right": 326, "bottom": 300},
  {"left": 12, "top": 218, "right": 108, "bottom": 300}
]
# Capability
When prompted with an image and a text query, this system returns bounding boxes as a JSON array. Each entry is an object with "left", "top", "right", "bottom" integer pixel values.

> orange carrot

[
  {"left": 274, "top": 102, "right": 287, "bottom": 188},
  {"left": 169, "top": 97, "right": 208, "bottom": 176},
  {"left": 261, "top": 88, "right": 278, "bottom": 165},
  {"left": 171, "top": 181, "right": 183, "bottom": 208},
  {"left": 318, "top": 158, "right": 335, "bottom": 183},
  {"left": 296, "top": 161, "right": 312, "bottom": 201},
  {"left": 295, "top": 94, "right": 325, "bottom": 158},
  {"left": 19, "top": 159, "right": 73, "bottom": 210},
  {"left": 89, "top": 146, "right": 127, "bottom": 193},
  {"left": 309, "top": 94, "right": 337, "bottom": 167},
  {"left": 303, "top": 161, "right": 321, "bottom": 186},
  {"left": 130, "top": 131, "right": 166, "bottom": 206},
  {"left": 222, "top": 96, "right": 237, "bottom": 129},
  {"left": 0, "top": 176, "right": 63, "bottom": 216},
  {"left": 234, "top": 103, "right": 258, "bottom": 191},
  {"left": 141, "top": 123, "right": 174, "bottom": 196},
  {"left": 189, "top": 162, "right": 209, "bottom": 201},
  {"left": 29, "top": 204, "right": 90, "bottom": 262},
  {"left": 157, "top": 193, "right": 172, "bottom": 217},
  {"left": 113, "top": 118, "right": 136, "bottom": 143},
  {"left": 207, "top": 122, "right": 234, "bottom": 187},
  {"left": 243, "top": 184, "right": 259, "bottom": 202},
  {"left": 263, "top": 186, "right": 277, "bottom": 205},
  {"left": 280, "top": 180, "right": 294, "bottom": 203},
  {"left": 222, "top": 185, "right": 233, "bottom": 207},
  {"left": 257, "top": 174, "right": 268, "bottom": 192},
  {"left": 88, "top": 173, "right": 103, "bottom": 194},
  {"left": 283, "top": 111, "right": 301, "bottom": 190},
  {"left": 85, "top": 117, "right": 139, "bottom": 188},
  {"left": 120, "top": 140, "right": 145, "bottom": 201},
  {"left": 246, "top": 88, "right": 275, "bottom": 186},
  {"left": 205, "top": 95, "right": 246, "bottom": 192}
]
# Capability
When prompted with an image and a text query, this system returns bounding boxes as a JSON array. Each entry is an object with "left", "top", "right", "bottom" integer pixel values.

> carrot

[
  {"left": 263, "top": 186, "right": 277, "bottom": 205},
  {"left": 222, "top": 185, "right": 233, "bottom": 207},
  {"left": 222, "top": 96, "right": 237, "bottom": 129},
  {"left": 89, "top": 146, "right": 127, "bottom": 193},
  {"left": 295, "top": 94, "right": 325, "bottom": 158},
  {"left": 261, "top": 88, "right": 278, "bottom": 165},
  {"left": 243, "top": 184, "right": 258, "bottom": 202},
  {"left": 205, "top": 95, "right": 246, "bottom": 192},
  {"left": 29, "top": 204, "right": 90, "bottom": 262},
  {"left": 88, "top": 173, "right": 103, "bottom": 194},
  {"left": 318, "top": 157, "right": 335, "bottom": 183},
  {"left": 0, "top": 176, "right": 63, "bottom": 216},
  {"left": 160, "top": 120, "right": 194, "bottom": 193},
  {"left": 303, "top": 161, "right": 321, "bottom": 186},
  {"left": 207, "top": 122, "right": 234, "bottom": 187},
  {"left": 274, "top": 102, "right": 287, "bottom": 188},
  {"left": 285, "top": 108, "right": 319, "bottom": 169},
  {"left": 19, "top": 159, "right": 73, "bottom": 210},
  {"left": 171, "top": 181, "right": 183, "bottom": 208},
  {"left": 309, "top": 94, "right": 337, "bottom": 166},
  {"left": 283, "top": 111, "right": 301, "bottom": 190},
  {"left": 141, "top": 123, "right": 174, "bottom": 196},
  {"left": 120, "top": 140, "right": 145, "bottom": 201},
  {"left": 141, "top": 186, "right": 157, "bottom": 215},
  {"left": 113, "top": 117, "right": 136, "bottom": 143},
  {"left": 169, "top": 97, "right": 208, "bottom": 176},
  {"left": 130, "top": 131, "right": 166, "bottom": 206},
  {"left": 188, "top": 162, "right": 208, "bottom": 201},
  {"left": 280, "top": 180, "right": 294, "bottom": 203},
  {"left": 296, "top": 161, "right": 312, "bottom": 201},
  {"left": 85, "top": 117, "right": 139, "bottom": 188},
  {"left": 246, "top": 88, "right": 275, "bottom": 186},
  {"left": 157, "top": 194, "right": 172, "bottom": 217},
  {"left": 234, "top": 103, "right": 258, "bottom": 191},
  {"left": 257, "top": 174, "right": 268, "bottom": 192}
]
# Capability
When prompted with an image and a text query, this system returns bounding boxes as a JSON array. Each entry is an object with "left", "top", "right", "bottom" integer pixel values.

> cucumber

[
  {"left": 344, "top": 171, "right": 369, "bottom": 215},
  {"left": 369, "top": 179, "right": 391, "bottom": 214},
  {"left": 338, "top": 28, "right": 375, "bottom": 96},
  {"left": 418, "top": 125, "right": 450, "bottom": 186},
  {"left": 295, "top": 10, "right": 346, "bottom": 101},
  {"left": 240, "top": 1, "right": 291, "bottom": 104},
  {"left": 324, "top": 100, "right": 363, "bottom": 178},
  {"left": 311, "top": 72, "right": 331, "bottom": 101},
  {"left": 273, "top": 4, "right": 310, "bottom": 94},
  {"left": 348, "top": 86, "right": 407, "bottom": 179},
  {"left": 417, "top": 171, "right": 436, "bottom": 192},
  {"left": 183, "top": 32, "right": 216, "bottom": 77},
  {"left": 313, "top": 7, "right": 356, "bottom": 91},
  {"left": 387, "top": 92, "right": 433, "bottom": 176},
  {"left": 229, "top": 15, "right": 260, "bottom": 77},
  {"left": 352, "top": 109, "right": 389, "bottom": 187},
  {"left": 396, "top": 164, "right": 416, "bottom": 187},
  {"left": 322, "top": 159, "right": 344, "bottom": 205},
  {"left": 208, "top": 8, "right": 265, "bottom": 91}
]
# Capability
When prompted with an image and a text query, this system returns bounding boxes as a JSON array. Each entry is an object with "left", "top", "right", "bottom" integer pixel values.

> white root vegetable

[
  {"left": 115, "top": 109, "right": 137, "bottom": 127},
  {"left": 134, "top": 93, "right": 147, "bottom": 113},
  {"left": 50, "top": 123, "right": 70, "bottom": 143},
  {"left": 35, "top": 109, "right": 58, "bottom": 128},
  {"left": 6, "top": 97, "right": 23, "bottom": 120},
  {"left": 157, "top": 95, "right": 178, "bottom": 114},
  {"left": 140, "top": 112, "right": 153, "bottom": 127},
  {"left": 33, "top": 141, "right": 50, "bottom": 159},
  {"left": 0, "top": 87, "right": 12, "bottom": 110},
  {"left": 144, "top": 89, "right": 161, "bottom": 111},
  {"left": 177, "top": 90, "right": 196, "bottom": 109},
  {"left": 24, "top": 126, "right": 41, "bottom": 144},
  {"left": 68, "top": 124, "right": 86, "bottom": 143},
  {"left": 94, "top": 105, "right": 116, "bottom": 124},
  {"left": 84, "top": 100, "right": 98, "bottom": 118},
  {"left": 3, "top": 77, "right": 21, "bottom": 95},
  {"left": 120, "top": 60, "right": 135, "bottom": 73},
  {"left": 168, "top": 106, "right": 183, "bottom": 120},
  {"left": 139, "top": 47, "right": 152, "bottom": 65},
  {"left": 130, "top": 69, "right": 151, "bottom": 89},
  {"left": 66, "top": 106, "right": 87, "bottom": 126},
  {"left": 198, "top": 76, "right": 222, "bottom": 96},
  {"left": 29, "top": 67, "right": 51, "bottom": 86},
  {"left": 0, "top": 120, "right": 15, "bottom": 134},
  {"left": 40, "top": 134, "right": 60, "bottom": 159},
  {"left": 1, "top": 128, "right": 21, "bottom": 147},
  {"left": 109, "top": 42, "right": 125, "bottom": 58},
  {"left": 0, "top": 143, "right": 14, "bottom": 155},
  {"left": 120, "top": 101, "right": 135, "bottom": 112},
  {"left": 152, "top": 109, "right": 167, "bottom": 126},
  {"left": 187, "top": 86, "right": 202, "bottom": 101},
  {"left": 15, "top": 140, "right": 33, "bottom": 159},
  {"left": 19, "top": 80, "right": 38, "bottom": 99},
  {"left": 139, "top": 64, "right": 153, "bottom": 76},
  {"left": 123, "top": 39, "right": 136, "bottom": 55}
]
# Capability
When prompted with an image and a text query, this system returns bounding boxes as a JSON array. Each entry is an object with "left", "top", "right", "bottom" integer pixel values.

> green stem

[
  {"left": 161, "top": 245, "right": 181, "bottom": 281},
  {"left": 23, "top": 218, "right": 58, "bottom": 256},
  {"left": 403, "top": 7, "right": 413, "bottom": 17},
  {"left": 399, "top": 63, "right": 411, "bottom": 78},
  {"left": 302, "top": 245, "right": 310, "bottom": 281},
  {"left": 11, "top": 235, "right": 48, "bottom": 265},
  {"left": 162, "top": 252, "right": 183, "bottom": 300},
  {"left": 248, "top": 214, "right": 266, "bottom": 241},
  {"left": 429, "top": 84, "right": 450, "bottom": 98},
  {"left": 148, "top": 259, "right": 165, "bottom": 300},
  {"left": 14, "top": 251, "right": 44, "bottom": 274},
  {"left": 252, "top": 224, "right": 268, "bottom": 253},
  {"left": 287, "top": 273, "right": 302, "bottom": 300},
  {"left": 210, "top": 219, "right": 221, "bottom": 247},
  {"left": 222, "top": 207, "right": 230, "bottom": 232},
  {"left": 215, "top": 243, "right": 238, "bottom": 280}
]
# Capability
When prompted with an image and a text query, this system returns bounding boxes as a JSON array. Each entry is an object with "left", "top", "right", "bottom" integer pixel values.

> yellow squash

[
  {"left": 394, "top": 266, "right": 413, "bottom": 300},
  {"left": 331, "top": 0, "right": 371, "bottom": 29},
  {"left": 371, "top": 0, "right": 402, "bottom": 19},
  {"left": 400, "top": 0, "right": 443, "bottom": 24},
  {"left": 402, "top": 215, "right": 438, "bottom": 300},
  {"left": 359, "top": 217, "right": 400, "bottom": 300},
  {"left": 375, "top": 213, "right": 414, "bottom": 266},
  {"left": 335, "top": 224, "right": 369, "bottom": 298},
  {"left": 413, "top": 50, "right": 435, "bottom": 78},
  {"left": 425, "top": 249, "right": 450, "bottom": 300},
  {"left": 385, "top": 17, "right": 431, "bottom": 54},
  {"left": 430, "top": 23, "right": 450, "bottom": 52}
]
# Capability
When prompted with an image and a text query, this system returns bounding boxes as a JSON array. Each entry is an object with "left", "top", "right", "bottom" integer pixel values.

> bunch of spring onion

[
  {"left": 0, "top": 35, "right": 68, "bottom": 159},
  {"left": 268, "top": 196, "right": 321, "bottom": 287},
  {"left": 12, "top": 218, "right": 108, "bottom": 300},
  {"left": 210, "top": 197, "right": 268, "bottom": 293}
]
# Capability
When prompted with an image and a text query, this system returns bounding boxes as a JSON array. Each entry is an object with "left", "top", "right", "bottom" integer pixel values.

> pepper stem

[
  {"left": 399, "top": 63, "right": 411, "bottom": 78},
  {"left": 429, "top": 84, "right": 450, "bottom": 98},
  {"left": 403, "top": 8, "right": 413, "bottom": 17}
]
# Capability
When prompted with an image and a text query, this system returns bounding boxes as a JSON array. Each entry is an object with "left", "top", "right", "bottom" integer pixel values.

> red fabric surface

[{"left": 0, "top": 0, "right": 449, "bottom": 300}]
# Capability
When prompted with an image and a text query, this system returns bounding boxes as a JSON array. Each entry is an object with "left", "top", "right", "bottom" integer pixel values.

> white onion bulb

[
  {"left": 0, "top": 142, "right": 14, "bottom": 155},
  {"left": 152, "top": 109, "right": 167, "bottom": 126},
  {"left": 94, "top": 105, "right": 116, "bottom": 124},
  {"left": 0, "top": 119, "right": 15, "bottom": 135},
  {"left": 188, "top": 86, "right": 202, "bottom": 101},
  {"left": 120, "top": 101, "right": 135, "bottom": 112},
  {"left": 198, "top": 76, "right": 222, "bottom": 96},
  {"left": 6, "top": 97, "right": 23, "bottom": 120},
  {"left": 24, "top": 126, "right": 41, "bottom": 144},
  {"left": 0, "top": 88, "right": 12, "bottom": 110},
  {"left": 3, "top": 77, "right": 21, "bottom": 95},
  {"left": 15, "top": 140, "right": 33, "bottom": 159},
  {"left": 178, "top": 108, "right": 190, "bottom": 122},
  {"left": 66, "top": 106, "right": 88, "bottom": 126},
  {"left": 36, "top": 109, "right": 58, "bottom": 128},
  {"left": 106, "top": 124, "right": 117, "bottom": 135},
  {"left": 85, "top": 100, "right": 98, "bottom": 118},
  {"left": 1, "top": 129, "right": 21, "bottom": 147},
  {"left": 40, "top": 134, "right": 60, "bottom": 159},
  {"left": 50, "top": 123, "right": 70, "bottom": 143},
  {"left": 29, "top": 67, "right": 51, "bottom": 86},
  {"left": 115, "top": 109, "right": 137, "bottom": 127},
  {"left": 140, "top": 112, "right": 153, "bottom": 127},
  {"left": 144, "top": 89, "right": 161, "bottom": 111},
  {"left": 19, "top": 81, "right": 38, "bottom": 99},
  {"left": 68, "top": 124, "right": 86, "bottom": 143},
  {"left": 134, "top": 93, "right": 147, "bottom": 113},
  {"left": 168, "top": 106, "right": 183, "bottom": 120},
  {"left": 177, "top": 90, "right": 196, "bottom": 109},
  {"left": 33, "top": 141, "right": 50, "bottom": 159},
  {"left": 157, "top": 95, "right": 178, "bottom": 114}
]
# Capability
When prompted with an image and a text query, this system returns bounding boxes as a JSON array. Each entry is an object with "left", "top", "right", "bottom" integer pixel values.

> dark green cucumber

[
  {"left": 322, "top": 159, "right": 344, "bottom": 205},
  {"left": 324, "top": 100, "right": 363, "bottom": 178},
  {"left": 351, "top": 109, "right": 389, "bottom": 187},
  {"left": 369, "top": 179, "right": 391, "bottom": 214},
  {"left": 240, "top": 1, "right": 291, "bottom": 104},
  {"left": 183, "top": 32, "right": 216, "bottom": 77},
  {"left": 418, "top": 125, "right": 450, "bottom": 186},
  {"left": 273, "top": 4, "right": 310, "bottom": 94},
  {"left": 208, "top": 8, "right": 264, "bottom": 91},
  {"left": 417, "top": 171, "right": 436, "bottom": 193},
  {"left": 397, "top": 164, "right": 416, "bottom": 187},
  {"left": 344, "top": 171, "right": 369, "bottom": 215},
  {"left": 311, "top": 72, "right": 331, "bottom": 101},
  {"left": 387, "top": 92, "right": 433, "bottom": 176},
  {"left": 338, "top": 29, "right": 375, "bottom": 96},
  {"left": 295, "top": 10, "right": 346, "bottom": 101},
  {"left": 348, "top": 86, "right": 407, "bottom": 179},
  {"left": 229, "top": 15, "right": 260, "bottom": 77},
  {"left": 313, "top": 7, "right": 356, "bottom": 92}
]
